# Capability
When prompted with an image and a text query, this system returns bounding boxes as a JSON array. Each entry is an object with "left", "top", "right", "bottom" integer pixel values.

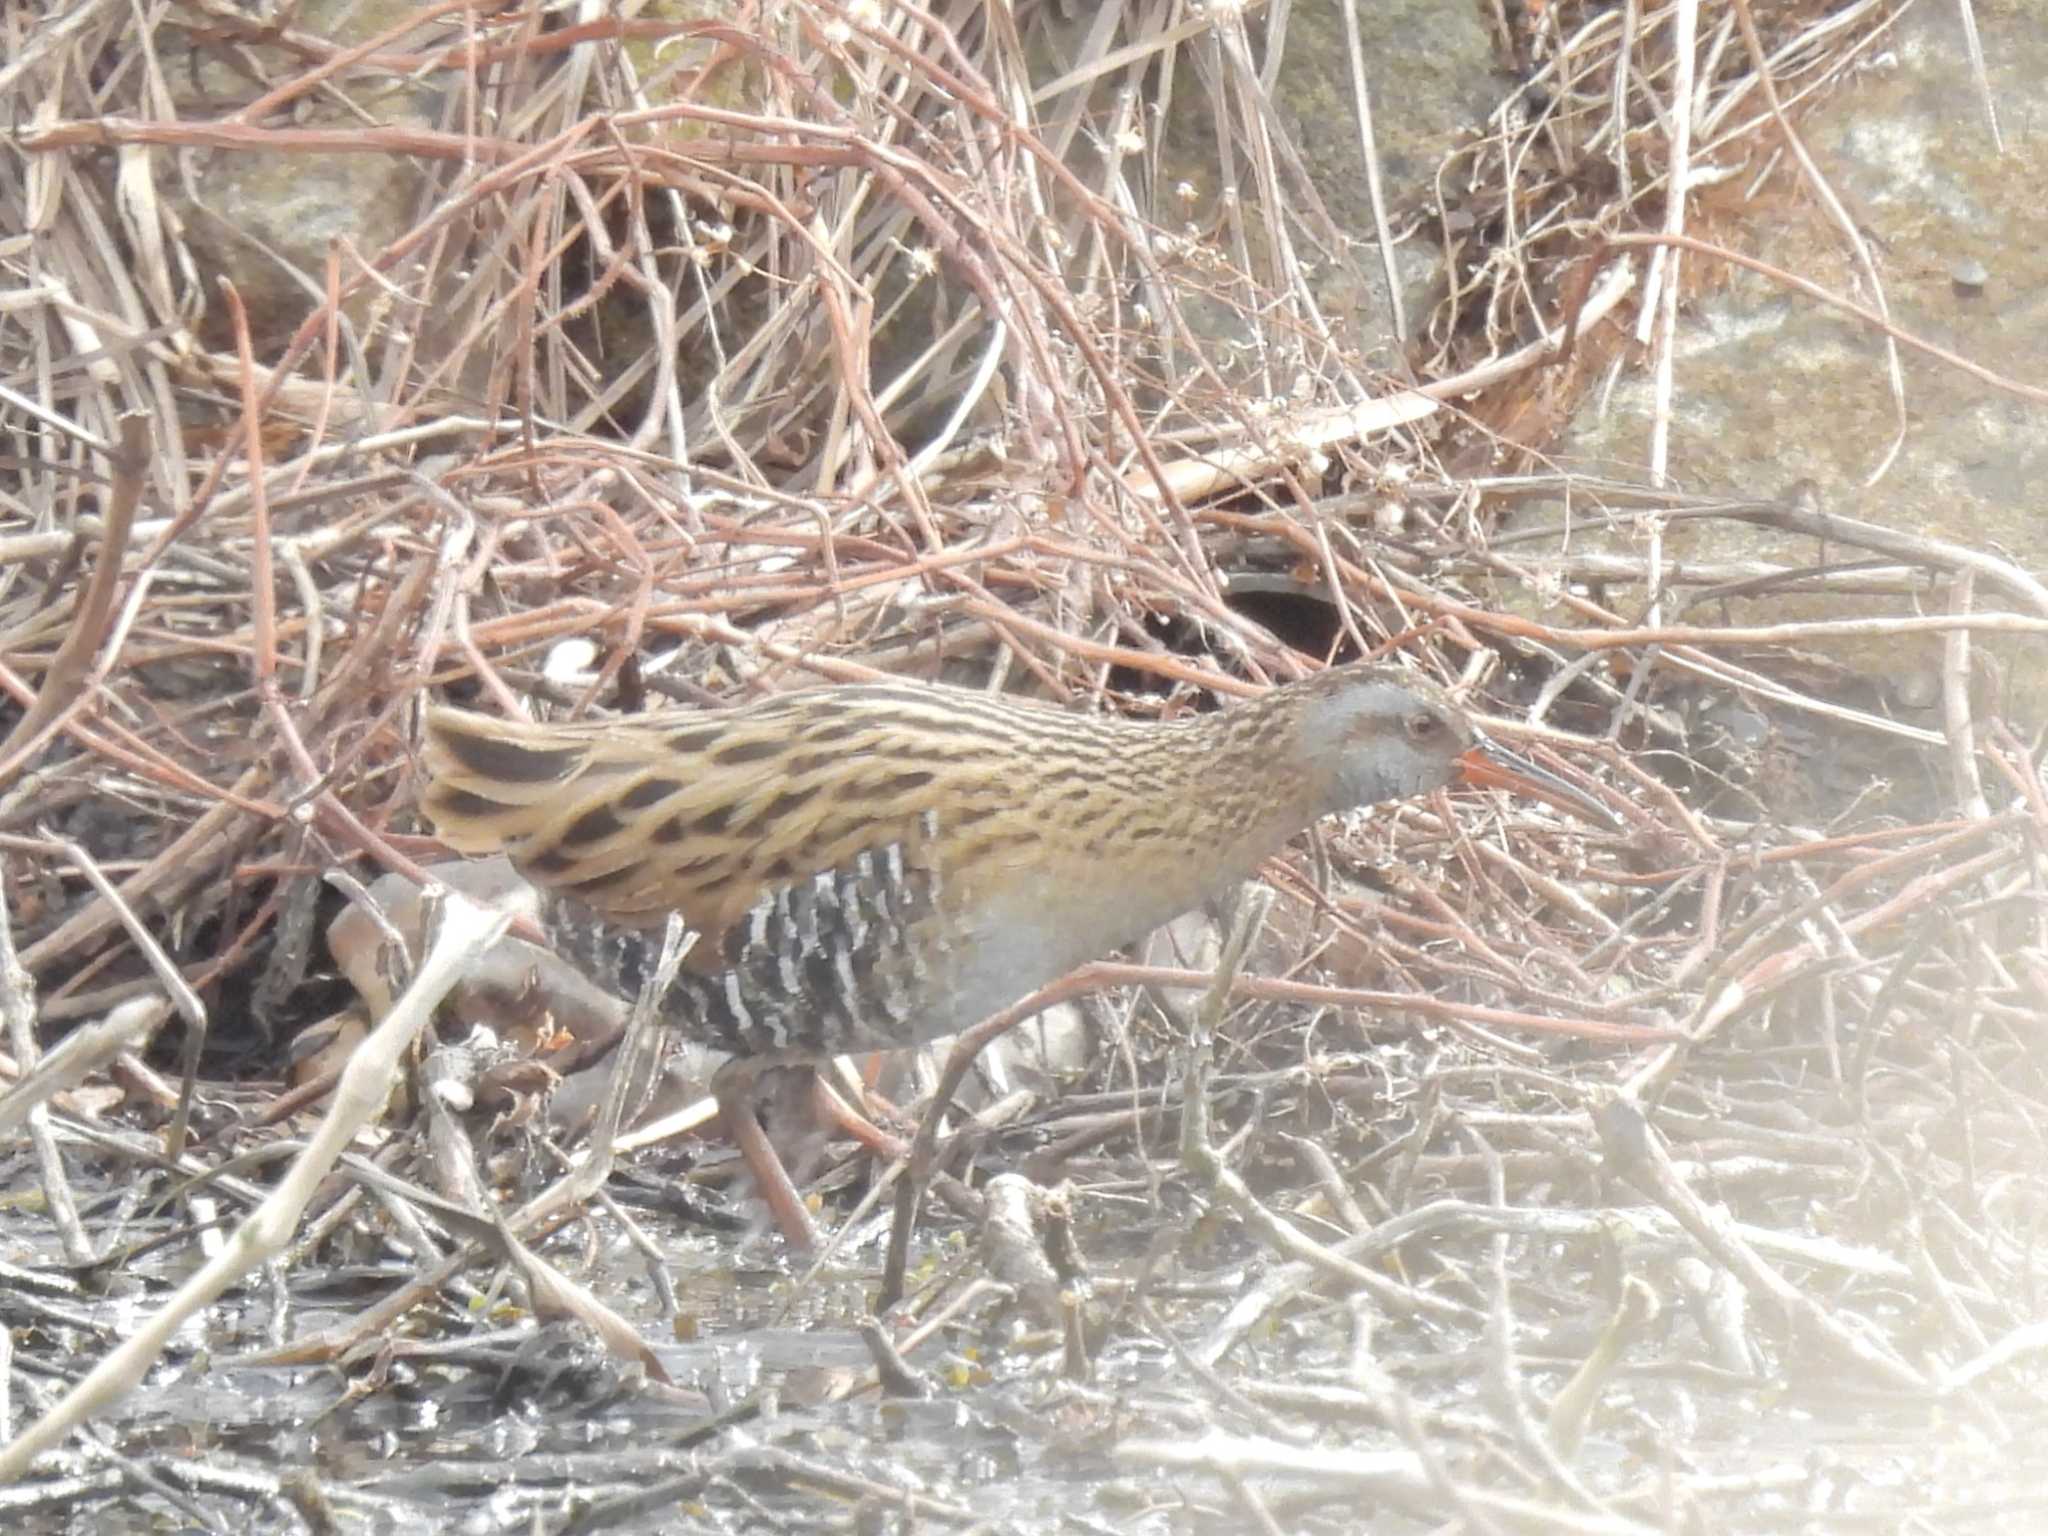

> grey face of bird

[{"left": 1298, "top": 673, "right": 1478, "bottom": 814}]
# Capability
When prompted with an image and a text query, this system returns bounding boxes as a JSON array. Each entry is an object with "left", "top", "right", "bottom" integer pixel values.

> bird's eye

[{"left": 1406, "top": 713, "right": 1443, "bottom": 743}]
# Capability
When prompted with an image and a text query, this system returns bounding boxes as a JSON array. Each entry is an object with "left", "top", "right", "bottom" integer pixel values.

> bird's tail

[{"left": 420, "top": 705, "right": 613, "bottom": 857}]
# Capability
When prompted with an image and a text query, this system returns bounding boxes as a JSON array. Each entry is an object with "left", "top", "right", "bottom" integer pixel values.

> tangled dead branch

[{"left": 2, "top": 0, "right": 2045, "bottom": 1528}]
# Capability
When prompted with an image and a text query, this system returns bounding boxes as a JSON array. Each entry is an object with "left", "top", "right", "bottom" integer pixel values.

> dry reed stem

[
  {"left": 0, "top": 0, "right": 2042, "bottom": 1519},
  {"left": 0, "top": 888, "right": 511, "bottom": 1480}
]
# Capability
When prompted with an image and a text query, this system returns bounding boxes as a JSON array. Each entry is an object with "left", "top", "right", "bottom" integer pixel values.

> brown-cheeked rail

[{"left": 421, "top": 663, "right": 1601, "bottom": 1249}]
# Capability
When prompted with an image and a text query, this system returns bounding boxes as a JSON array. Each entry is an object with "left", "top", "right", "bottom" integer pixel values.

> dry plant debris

[{"left": 0, "top": 0, "right": 2044, "bottom": 1531}]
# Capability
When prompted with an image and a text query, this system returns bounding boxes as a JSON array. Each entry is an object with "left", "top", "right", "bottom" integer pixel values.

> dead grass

[{"left": 1, "top": 0, "right": 2045, "bottom": 1530}]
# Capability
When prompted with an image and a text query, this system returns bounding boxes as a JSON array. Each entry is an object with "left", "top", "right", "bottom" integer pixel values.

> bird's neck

[
  {"left": 1193, "top": 685, "right": 1330, "bottom": 818},
  {"left": 1114, "top": 699, "right": 1329, "bottom": 889}
]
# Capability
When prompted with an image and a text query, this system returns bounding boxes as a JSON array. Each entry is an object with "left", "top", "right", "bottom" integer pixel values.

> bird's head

[
  {"left": 1284, "top": 663, "right": 1609, "bottom": 825},
  {"left": 1290, "top": 665, "right": 1476, "bottom": 812}
]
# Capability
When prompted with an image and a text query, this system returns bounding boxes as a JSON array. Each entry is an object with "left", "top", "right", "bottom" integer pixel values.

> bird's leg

[
  {"left": 711, "top": 1056, "right": 822, "bottom": 1250},
  {"left": 812, "top": 1067, "right": 911, "bottom": 1159}
]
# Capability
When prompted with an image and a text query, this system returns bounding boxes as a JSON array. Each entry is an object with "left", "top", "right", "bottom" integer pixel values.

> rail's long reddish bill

[{"left": 1457, "top": 739, "right": 1614, "bottom": 826}]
